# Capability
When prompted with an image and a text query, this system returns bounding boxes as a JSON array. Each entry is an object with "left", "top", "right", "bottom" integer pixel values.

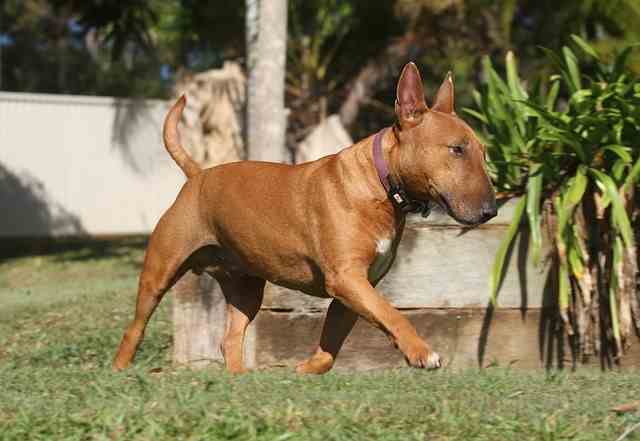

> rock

[{"left": 296, "top": 114, "right": 353, "bottom": 163}]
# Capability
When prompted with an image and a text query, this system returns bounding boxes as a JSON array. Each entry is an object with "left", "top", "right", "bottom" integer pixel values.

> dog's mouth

[
  {"left": 434, "top": 193, "right": 482, "bottom": 226},
  {"left": 425, "top": 181, "right": 484, "bottom": 226}
]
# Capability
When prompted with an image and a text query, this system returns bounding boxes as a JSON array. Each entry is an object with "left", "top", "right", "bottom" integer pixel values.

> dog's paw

[
  {"left": 222, "top": 361, "right": 249, "bottom": 374},
  {"left": 111, "top": 359, "right": 130, "bottom": 372},
  {"left": 403, "top": 341, "right": 442, "bottom": 370},
  {"left": 296, "top": 351, "right": 334, "bottom": 375},
  {"left": 426, "top": 351, "right": 441, "bottom": 370}
]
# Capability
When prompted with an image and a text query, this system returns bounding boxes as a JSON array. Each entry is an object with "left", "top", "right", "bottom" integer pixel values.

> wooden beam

[
  {"left": 255, "top": 308, "right": 640, "bottom": 371},
  {"left": 172, "top": 272, "right": 226, "bottom": 368}
]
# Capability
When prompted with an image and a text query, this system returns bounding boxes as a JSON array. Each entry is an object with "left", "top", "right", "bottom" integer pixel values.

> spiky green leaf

[
  {"left": 602, "top": 145, "right": 632, "bottom": 163},
  {"left": 570, "top": 34, "right": 599, "bottom": 60},
  {"left": 562, "top": 46, "right": 582, "bottom": 93},
  {"left": 526, "top": 165, "right": 543, "bottom": 264},
  {"left": 589, "top": 169, "right": 634, "bottom": 248},
  {"left": 545, "top": 80, "right": 560, "bottom": 111},
  {"left": 623, "top": 154, "right": 640, "bottom": 192},
  {"left": 489, "top": 197, "right": 526, "bottom": 305},
  {"left": 570, "top": 168, "right": 588, "bottom": 204}
]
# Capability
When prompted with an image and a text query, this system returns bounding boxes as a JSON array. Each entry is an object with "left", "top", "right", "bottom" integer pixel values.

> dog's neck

[
  {"left": 379, "top": 126, "right": 404, "bottom": 189},
  {"left": 356, "top": 127, "right": 432, "bottom": 217},
  {"left": 338, "top": 129, "right": 407, "bottom": 215}
]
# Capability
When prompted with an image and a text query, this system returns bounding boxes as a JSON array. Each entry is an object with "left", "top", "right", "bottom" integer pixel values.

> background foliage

[{"left": 2, "top": 0, "right": 640, "bottom": 142}]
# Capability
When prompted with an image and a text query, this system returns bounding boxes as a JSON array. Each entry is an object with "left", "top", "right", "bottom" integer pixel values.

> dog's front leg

[{"left": 325, "top": 268, "right": 441, "bottom": 369}]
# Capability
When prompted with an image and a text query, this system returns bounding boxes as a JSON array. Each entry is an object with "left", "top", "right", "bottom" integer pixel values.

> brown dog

[{"left": 112, "top": 62, "right": 496, "bottom": 374}]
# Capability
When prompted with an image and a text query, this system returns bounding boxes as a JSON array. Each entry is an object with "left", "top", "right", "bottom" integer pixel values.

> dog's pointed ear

[
  {"left": 432, "top": 71, "right": 455, "bottom": 114},
  {"left": 395, "top": 62, "right": 428, "bottom": 128}
]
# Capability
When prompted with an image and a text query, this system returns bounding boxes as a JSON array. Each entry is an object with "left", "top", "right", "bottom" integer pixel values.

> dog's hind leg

[
  {"left": 296, "top": 299, "right": 358, "bottom": 374},
  {"left": 112, "top": 206, "right": 208, "bottom": 371},
  {"left": 218, "top": 275, "right": 265, "bottom": 373}
]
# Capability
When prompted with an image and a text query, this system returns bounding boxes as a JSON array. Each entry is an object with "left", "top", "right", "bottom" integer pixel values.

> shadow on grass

[{"left": 0, "top": 236, "right": 148, "bottom": 267}]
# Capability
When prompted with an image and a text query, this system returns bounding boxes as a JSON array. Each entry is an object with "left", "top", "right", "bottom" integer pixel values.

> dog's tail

[{"left": 163, "top": 95, "right": 201, "bottom": 179}]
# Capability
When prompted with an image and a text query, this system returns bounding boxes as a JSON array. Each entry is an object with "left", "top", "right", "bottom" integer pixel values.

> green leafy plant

[{"left": 466, "top": 36, "right": 640, "bottom": 361}]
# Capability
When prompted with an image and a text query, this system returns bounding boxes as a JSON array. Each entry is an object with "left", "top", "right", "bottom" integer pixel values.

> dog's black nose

[{"left": 480, "top": 202, "right": 497, "bottom": 222}]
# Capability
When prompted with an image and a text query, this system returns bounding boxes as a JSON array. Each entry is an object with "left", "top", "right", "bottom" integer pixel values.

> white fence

[{"left": 0, "top": 92, "right": 185, "bottom": 237}]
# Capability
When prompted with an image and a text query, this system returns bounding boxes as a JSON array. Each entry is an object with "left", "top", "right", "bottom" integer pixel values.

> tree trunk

[
  {"left": 54, "top": 5, "right": 72, "bottom": 94},
  {"left": 246, "top": 0, "right": 288, "bottom": 162},
  {"left": 0, "top": 5, "right": 3, "bottom": 90},
  {"left": 171, "top": 1, "right": 287, "bottom": 369}
]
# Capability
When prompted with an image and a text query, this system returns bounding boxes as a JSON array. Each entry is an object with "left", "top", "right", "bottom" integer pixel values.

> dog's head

[{"left": 391, "top": 62, "right": 497, "bottom": 225}]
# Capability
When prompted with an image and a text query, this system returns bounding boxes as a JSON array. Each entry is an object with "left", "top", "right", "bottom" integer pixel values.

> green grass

[{"left": 1, "top": 240, "right": 639, "bottom": 440}]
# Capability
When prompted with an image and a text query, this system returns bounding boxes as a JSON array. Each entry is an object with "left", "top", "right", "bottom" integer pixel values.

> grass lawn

[{"left": 1, "top": 239, "right": 639, "bottom": 440}]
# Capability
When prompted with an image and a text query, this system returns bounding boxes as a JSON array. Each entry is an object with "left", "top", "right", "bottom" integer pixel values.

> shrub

[{"left": 466, "top": 36, "right": 640, "bottom": 362}]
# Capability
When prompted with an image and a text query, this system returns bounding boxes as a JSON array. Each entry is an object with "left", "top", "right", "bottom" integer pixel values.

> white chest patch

[
  {"left": 368, "top": 237, "right": 395, "bottom": 283},
  {"left": 376, "top": 238, "right": 392, "bottom": 254}
]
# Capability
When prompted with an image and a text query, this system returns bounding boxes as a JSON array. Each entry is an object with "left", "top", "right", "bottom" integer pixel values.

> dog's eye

[{"left": 449, "top": 145, "right": 464, "bottom": 157}]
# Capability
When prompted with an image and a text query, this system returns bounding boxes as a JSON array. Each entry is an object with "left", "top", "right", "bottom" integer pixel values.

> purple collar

[
  {"left": 372, "top": 128, "right": 431, "bottom": 216},
  {"left": 372, "top": 128, "right": 392, "bottom": 193}
]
